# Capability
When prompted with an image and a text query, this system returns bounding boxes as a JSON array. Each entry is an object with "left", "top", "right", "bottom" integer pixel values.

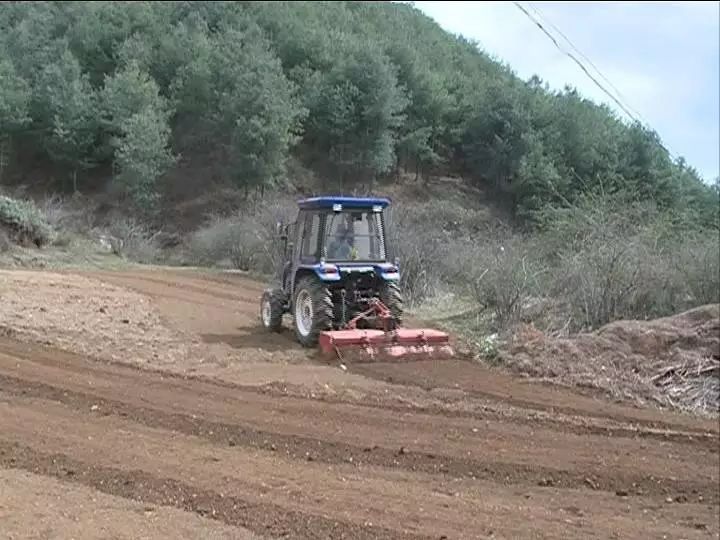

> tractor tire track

[
  {"left": 1, "top": 336, "right": 715, "bottom": 451},
  {"left": 1, "top": 389, "right": 717, "bottom": 540},
  {"left": 351, "top": 361, "right": 720, "bottom": 436},
  {"left": 0, "top": 439, "right": 430, "bottom": 540},
  {"left": 0, "top": 343, "right": 717, "bottom": 504}
]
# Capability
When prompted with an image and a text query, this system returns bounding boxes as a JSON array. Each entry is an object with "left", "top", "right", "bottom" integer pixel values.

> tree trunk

[{"left": 72, "top": 170, "right": 78, "bottom": 194}]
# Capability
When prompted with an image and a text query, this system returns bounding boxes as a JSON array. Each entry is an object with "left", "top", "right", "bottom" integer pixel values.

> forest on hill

[{"left": 0, "top": 0, "right": 717, "bottom": 227}]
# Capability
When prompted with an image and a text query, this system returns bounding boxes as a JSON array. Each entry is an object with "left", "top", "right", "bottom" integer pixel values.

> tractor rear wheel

[
  {"left": 260, "top": 288, "right": 285, "bottom": 332},
  {"left": 293, "top": 276, "right": 334, "bottom": 347},
  {"left": 379, "top": 280, "right": 404, "bottom": 327}
]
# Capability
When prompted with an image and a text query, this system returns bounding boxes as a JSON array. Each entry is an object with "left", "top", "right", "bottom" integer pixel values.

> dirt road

[{"left": 0, "top": 268, "right": 717, "bottom": 539}]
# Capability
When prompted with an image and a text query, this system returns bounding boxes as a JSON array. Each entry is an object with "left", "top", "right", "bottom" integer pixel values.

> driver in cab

[{"left": 328, "top": 223, "right": 355, "bottom": 260}]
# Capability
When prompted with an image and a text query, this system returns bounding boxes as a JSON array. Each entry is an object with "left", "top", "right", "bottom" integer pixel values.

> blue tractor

[{"left": 260, "top": 196, "right": 452, "bottom": 361}]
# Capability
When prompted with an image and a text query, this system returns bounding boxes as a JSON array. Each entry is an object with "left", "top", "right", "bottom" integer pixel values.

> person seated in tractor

[{"left": 328, "top": 223, "right": 354, "bottom": 260}]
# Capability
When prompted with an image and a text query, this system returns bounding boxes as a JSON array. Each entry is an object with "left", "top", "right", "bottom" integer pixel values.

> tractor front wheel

[
  {"left": 293, "top": 276, "right": 334, "bottom": 347},
  {"left": 260, "top": 289, "right": 285, "bottom": 332}
]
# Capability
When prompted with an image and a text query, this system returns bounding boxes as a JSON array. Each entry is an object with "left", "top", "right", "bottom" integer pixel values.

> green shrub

[{"left": 0, "top": 195, "right": 55, "bottom": 247}]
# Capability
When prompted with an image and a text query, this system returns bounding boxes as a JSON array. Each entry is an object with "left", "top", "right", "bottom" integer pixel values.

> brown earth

[
  {"left": 0, "top": 267, "right": 718, "bottom": 539},
  {"left": 0, "top": 469, "right": 259, "bottom": 540}
]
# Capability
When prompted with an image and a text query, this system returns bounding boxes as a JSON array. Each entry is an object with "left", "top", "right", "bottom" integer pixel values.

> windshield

[{"left": 324, "top": 210, "right": 385, "bottom": 261}]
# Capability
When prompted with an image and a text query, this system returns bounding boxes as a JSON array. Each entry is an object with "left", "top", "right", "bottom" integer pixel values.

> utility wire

[
  {"left": 512, "top": 1, "right": 678, "bottom": 161},
  {"left": 526, "top": 1, "right": 650, "bottom": 126},
  {"left": 512, "top": 1, "right": 639, "bottom": 122}
]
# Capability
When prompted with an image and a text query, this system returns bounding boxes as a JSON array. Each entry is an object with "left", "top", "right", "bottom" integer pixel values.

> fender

[
  {"left": 303, "top": 263, "right": 342, "bottom": 282},
  {"left": 375, "top": 262, "right": 400, "bottom": 281}
]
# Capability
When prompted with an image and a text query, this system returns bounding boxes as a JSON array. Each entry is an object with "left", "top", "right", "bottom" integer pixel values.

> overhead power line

[
  {"left": 512, "top": 1, "right": 639, "bottom": 122},
  {"left": 526, "top": 1, "right": 650, "bottom": 126},
  {"left": 511, "top": 1, "right": 678, "bottom": 161}
]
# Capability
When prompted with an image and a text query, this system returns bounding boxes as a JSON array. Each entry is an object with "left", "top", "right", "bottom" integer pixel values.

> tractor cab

[
  {"left": 287, "top": 197, "right": 390, "bottom": 261},
  {"left": 278, "top": 197, "right": 398, "bottom": 292}
]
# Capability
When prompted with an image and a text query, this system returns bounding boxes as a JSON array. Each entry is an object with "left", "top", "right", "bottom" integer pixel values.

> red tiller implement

[{"left": 318, "top": 298, "right": 454, "bottom": 362}]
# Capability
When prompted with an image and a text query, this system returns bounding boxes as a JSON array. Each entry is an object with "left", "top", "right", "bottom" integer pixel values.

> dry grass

[
  {"left": 651, "top": 358, "right": 719, "bottom": 414},
  {"left": 501, "top": 305, "right": 720, "bottom": 416},
  {"left": 386, "top": 196, "right": 505, "bottom": 303},
  {"left": 101, "top": 217, "right": 163, "bottom": 264}
]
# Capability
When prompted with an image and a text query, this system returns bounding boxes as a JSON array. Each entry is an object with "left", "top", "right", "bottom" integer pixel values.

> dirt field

[{"left": 0, "top": 268, "right": 717, "bottom": 539}]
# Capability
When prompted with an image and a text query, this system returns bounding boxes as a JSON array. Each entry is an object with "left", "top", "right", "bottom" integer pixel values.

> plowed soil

[{"left": 0, "top": 268, "right": 717, "bottom": 539}]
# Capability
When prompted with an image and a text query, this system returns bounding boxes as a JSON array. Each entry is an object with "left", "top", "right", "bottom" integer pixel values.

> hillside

[{"left": 0, "top": 1, "right": 717, "bottom": 227}]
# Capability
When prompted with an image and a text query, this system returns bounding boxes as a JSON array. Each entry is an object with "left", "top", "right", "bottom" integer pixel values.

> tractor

[{"left": 259, "top": 196, "right": 453, "bottom": 362}]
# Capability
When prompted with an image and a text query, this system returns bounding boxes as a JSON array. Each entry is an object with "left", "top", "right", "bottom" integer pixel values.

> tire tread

[{"left": 293, "top": 276, "right": 333, "bottom": 347}]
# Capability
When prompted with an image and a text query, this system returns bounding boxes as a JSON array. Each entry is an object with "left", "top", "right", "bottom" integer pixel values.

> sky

[{"left": 412, "top": 1, "right": 720, "bottom": 182}]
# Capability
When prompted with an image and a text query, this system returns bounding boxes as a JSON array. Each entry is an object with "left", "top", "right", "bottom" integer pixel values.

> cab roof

[{"left": 297, "top": 196, "right": 391, "bottom": 210}]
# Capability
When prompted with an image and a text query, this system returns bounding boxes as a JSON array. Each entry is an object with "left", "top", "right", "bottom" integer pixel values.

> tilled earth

[{"left": 0, "top": 268, "right": 717, "bottom": 539}]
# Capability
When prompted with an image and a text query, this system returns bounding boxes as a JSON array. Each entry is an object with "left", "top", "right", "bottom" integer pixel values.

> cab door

[{"left": 289, "top": 211, "right": 320, "bottom": 298}]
